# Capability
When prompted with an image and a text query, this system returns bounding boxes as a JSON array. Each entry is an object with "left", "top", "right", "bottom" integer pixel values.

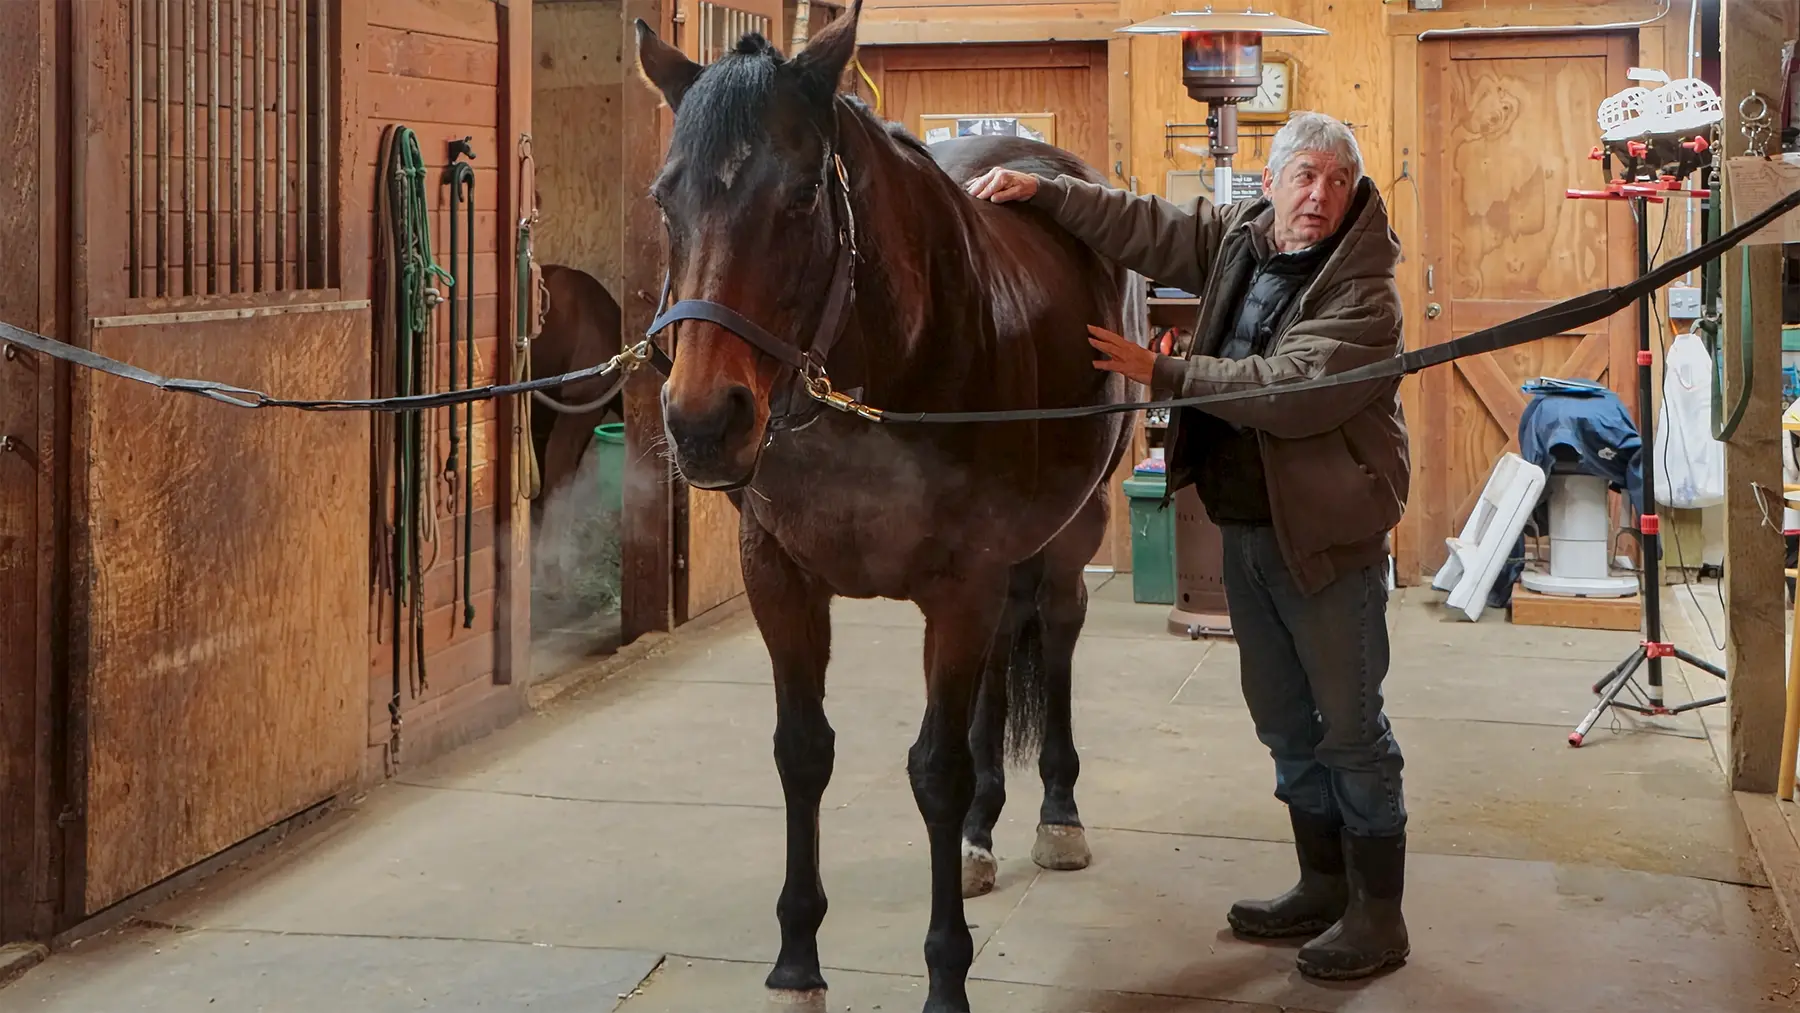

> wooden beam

[
  {"left": 621, "top": 0, "right": 675, "bottom": 643},
  {"left": 1387, "top": 2, "right": 1667, "bottom": 37},
  {"left": 492, "top": 0, "right": 531, "bottom": 686},
  {"left": 1721, "top": 0, "right": 1794, "bottom": 795},
  {"left": 0, "top": 0, "right": 47, "bottom": 945},
  {"left": 857, "top": 17, "right": 1125, "bottom": 45}
]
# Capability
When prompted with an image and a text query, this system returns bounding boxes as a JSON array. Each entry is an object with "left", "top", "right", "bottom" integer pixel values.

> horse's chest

[{"left": 747, "top": 427, "right": 977, "bottom": 596}]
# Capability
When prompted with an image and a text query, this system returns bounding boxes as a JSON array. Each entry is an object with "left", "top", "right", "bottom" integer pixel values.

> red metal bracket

[{"left": 1645, "top": 642, "right": 1675, "bottom": 659}]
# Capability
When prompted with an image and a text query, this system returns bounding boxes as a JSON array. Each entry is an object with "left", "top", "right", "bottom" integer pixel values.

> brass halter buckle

[{"left": 801, "top": 359, "right": 883, "bottom": 422}]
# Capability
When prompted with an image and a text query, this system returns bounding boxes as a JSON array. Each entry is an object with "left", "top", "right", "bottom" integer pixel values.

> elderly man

[{"left": 967, "top": 111, "right": 1409, "bottom": 981}]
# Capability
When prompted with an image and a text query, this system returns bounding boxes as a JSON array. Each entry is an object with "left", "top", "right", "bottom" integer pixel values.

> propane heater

[{"left": 1117, "top": 7, "right": 1326, "bottom": 205}]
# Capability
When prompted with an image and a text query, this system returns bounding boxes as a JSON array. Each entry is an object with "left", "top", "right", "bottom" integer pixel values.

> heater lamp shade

[{"left": 1117, "top": 9, "right": 1328, "bottom": 37}]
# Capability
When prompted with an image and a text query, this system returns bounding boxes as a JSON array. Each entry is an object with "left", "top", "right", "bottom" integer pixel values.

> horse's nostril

[
  {"left": 670, "top": 384, "right": 758, "bottom": 461},
  {"left": 723, "top": 385, "right": 755, "bottom": 431}
]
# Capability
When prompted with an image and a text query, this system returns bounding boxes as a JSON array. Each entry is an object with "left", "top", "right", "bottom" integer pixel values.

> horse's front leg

[
  {"left": 914, "top": 575, "right": 1009, "bottom": 1013},
  {"left": 742, "top": 517, "right": 835, "bottom": 1005}
]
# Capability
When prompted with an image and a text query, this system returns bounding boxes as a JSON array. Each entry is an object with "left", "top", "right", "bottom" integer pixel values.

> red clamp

[
  {"left": 1627, "top": 140, "right": 1649, "bottom": 158},
  {"left": 1637, "top": 350, "right": 1654, "bottom": 365},
  {"left": 1645, "top": 642, "right": 1675, "bottom": 659},
  {"left": 1589, "top": 144, "right": 1606, "bottom": 161},
  {"left": 1640, "top": 513, "right": 1660, "bottom": 534},
  {"left": 1682, "top": 136, "right": 1710, "bottom": 154}
]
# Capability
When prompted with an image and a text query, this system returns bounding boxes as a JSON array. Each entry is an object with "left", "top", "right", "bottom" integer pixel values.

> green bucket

[
  {"left": 1122, "top": 469, "right": 1175, "bottom": 605},
  {"left": 593, "top": 423, "right": 626, "bottom": 515}
]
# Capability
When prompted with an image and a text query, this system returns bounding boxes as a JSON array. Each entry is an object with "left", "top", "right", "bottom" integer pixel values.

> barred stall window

[
  {"left": 128, "top": 0, "right": 335, "bottom": 299},
  {"left": 697, "top": 2, "right": 772, "bottom": 65}
]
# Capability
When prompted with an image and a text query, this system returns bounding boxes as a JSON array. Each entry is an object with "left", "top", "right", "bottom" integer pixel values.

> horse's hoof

[
  {"left": 766, "top": 988, "right": 828, "bottom": 1011},
  {"left": 961, "top": 839, "right": 998, "bottom": 898},
  {"left": 1032, "top": 823, "right": 1091, "bottom": 871}
]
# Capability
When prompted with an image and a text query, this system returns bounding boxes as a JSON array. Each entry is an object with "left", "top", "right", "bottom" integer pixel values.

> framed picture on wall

[{"left": 920, "top": 112, "right": 1057, "bottom": 147}]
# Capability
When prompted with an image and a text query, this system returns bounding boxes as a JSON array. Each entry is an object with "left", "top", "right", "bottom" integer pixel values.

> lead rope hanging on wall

[
  {"left": 447, "top": 137, "right": 479, "bottom": 630},
  {"left": 374, "top": 124, "right": 452, "bottom": 775},
  {"left": 514, "top": 134, "right": 544, "bottom": 503}
]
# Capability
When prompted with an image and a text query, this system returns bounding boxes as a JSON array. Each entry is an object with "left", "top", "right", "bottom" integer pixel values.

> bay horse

[
  {"left": 637, "top": 5, "right": 1132, "bottom": 1009},
  {"left": 528, "top": 263, "right": 626, "bottom": 516}
]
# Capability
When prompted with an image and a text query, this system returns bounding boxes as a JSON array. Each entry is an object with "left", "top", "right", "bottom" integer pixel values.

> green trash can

[
  {"left": 1122, "top": 468, "right": 1175, "bottom": 605},
  {"left": 593, "top": 423, "right": 626, "bottom": 515}
]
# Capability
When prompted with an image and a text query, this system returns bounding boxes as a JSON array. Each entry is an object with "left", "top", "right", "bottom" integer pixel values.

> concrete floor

[{"left": 8, "top": 577, "right": 1800, "bottom": 1012}]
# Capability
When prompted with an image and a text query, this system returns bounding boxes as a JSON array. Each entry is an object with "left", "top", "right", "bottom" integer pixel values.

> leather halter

[{"left": 642, "top": 118, "right": 866, "bottom": 438}]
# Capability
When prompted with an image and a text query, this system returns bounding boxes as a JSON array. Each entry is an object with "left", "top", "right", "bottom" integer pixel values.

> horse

[
  {"left": 635, "top": 5, "right": 1133, "bottom": 1010},
  {"left": 528, "top": 263, "right": 627, "bottom": 520}
]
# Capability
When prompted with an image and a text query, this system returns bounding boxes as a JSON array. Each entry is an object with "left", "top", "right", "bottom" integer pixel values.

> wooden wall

[
  {"left": 861, "top": 0, "right": 1122, "bottom": 45},
  {"left": 361, "top": 0, "right": 526, "bottom": 772},
  {"left": 533, "top": 0, "right": 625, "bottom": 296}
]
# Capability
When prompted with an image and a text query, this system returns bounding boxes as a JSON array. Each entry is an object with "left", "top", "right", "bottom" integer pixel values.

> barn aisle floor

[{"left": 8, "top": 577, "right": 1800, "bottom": 1012}]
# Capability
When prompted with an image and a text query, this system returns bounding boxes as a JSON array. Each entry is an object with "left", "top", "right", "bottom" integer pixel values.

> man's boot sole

[
  {"left": 1295, "top": 945, "right": 1409, "bottom": 980},
  {"left": 1226, "top": 911, "right": 1339, "bottom": 939}
]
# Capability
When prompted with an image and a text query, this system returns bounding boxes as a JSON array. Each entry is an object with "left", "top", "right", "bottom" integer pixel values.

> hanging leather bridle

[{"left": 642, "top": 98, "right": 875, "bottom": 438}]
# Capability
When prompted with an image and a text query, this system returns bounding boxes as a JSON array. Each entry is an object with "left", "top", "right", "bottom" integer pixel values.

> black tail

[{"left": 1001, "top": 557, "right": 1049, "bottom": 767}]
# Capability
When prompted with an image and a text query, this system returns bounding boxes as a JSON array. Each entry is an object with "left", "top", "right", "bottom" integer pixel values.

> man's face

[{"left": 1262, "top": 150, "right": 1356, "bottom": 252}]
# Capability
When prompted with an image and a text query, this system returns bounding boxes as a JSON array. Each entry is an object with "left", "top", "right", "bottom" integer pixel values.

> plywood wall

[{"left": 533, "top": 0, "right": 626, "bottom": 296}]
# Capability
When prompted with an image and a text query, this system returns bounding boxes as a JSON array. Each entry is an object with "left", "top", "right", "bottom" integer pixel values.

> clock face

[{"left": 1243, "top": 62, "right": 1290, "bottom": 114}]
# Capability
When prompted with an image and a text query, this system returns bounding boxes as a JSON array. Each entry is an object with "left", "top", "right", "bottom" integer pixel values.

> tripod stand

[{"left": 1563, "top": 186, "right": 1728, "bottom": 747}]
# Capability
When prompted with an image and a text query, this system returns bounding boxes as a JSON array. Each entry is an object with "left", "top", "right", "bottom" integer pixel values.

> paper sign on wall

[{"left": 1724, "top": 154, "right": 1800, "bottom": 245}]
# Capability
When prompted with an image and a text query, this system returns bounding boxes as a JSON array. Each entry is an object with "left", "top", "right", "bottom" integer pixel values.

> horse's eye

[{"left": 790, "top": 182, "right": 821, "bottom": 211}]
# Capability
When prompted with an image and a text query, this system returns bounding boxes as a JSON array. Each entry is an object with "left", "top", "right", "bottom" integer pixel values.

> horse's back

[{"left": 927, "top": 134, "right": 1103, "bottom": 189}]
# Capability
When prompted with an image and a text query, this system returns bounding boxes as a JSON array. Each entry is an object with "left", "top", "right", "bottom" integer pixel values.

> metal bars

[
  {"left": 125, "top": 0, "right": 333, "bottom": 300},
  {"left": 697, "top": 2, "right": 771, "bottom": 65}
]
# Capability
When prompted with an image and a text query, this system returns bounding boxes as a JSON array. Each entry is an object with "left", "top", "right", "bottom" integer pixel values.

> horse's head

[{"left": 635, "top": 2, "right": 865, "bottom": 490}]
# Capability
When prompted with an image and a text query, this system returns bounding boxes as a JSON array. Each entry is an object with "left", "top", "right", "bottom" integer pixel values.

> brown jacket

[{"left": 1027, "top": 174, "right": 1409, "bottom": 596}]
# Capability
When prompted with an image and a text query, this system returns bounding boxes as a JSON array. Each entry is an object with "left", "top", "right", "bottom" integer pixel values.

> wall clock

[{"left": 1239, "top": 57, "right": 1295, "bottom": 122}]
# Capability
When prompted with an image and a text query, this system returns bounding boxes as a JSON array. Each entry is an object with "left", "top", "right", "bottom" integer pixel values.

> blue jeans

[{"left": 1220, "top": 524, "right": 1406, "bottom": 838}]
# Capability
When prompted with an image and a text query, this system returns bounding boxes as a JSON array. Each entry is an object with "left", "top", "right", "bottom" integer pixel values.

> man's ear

[
  {"left": 634, "top": 18, "right": 702, "bottom": 112},
  {"left": 788, "top": 0, "right": 863, "bottom": 104}
]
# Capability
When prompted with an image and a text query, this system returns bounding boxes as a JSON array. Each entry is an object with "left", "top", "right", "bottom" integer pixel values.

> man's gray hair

[{"left": 1267, "top": 111, "right": 1364, "bottom": 182}]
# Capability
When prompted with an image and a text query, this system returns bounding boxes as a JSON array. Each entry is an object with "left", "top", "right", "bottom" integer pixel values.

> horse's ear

[
  {"left": 789, "top": 0, "right": 862, "bottom": 103},
  {"left": 634, "top": 18, "right": 702, "bottom": 111}
]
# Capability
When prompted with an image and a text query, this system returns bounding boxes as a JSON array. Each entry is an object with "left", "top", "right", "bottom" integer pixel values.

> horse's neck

[{"left": 837, "top": 112, "right": 989, "bottom": 392}]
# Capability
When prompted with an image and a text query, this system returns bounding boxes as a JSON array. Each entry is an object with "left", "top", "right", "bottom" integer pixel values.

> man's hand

[
  {"left": 965, "top": 167, "right": 1039, "bottom": 203},
  {"left": 1087, "top": 325, "right": 1158, "bottom": 387}
]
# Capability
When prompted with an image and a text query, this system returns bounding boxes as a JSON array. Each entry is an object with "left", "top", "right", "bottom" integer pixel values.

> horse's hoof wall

[
  {"left": 1032, "top": 823, "right": 1091, "bottom": 871},
  {"left": 961, "top": 839, "right": 997, "bottom": 898},
  {"left": 767, "top": 988, "right": 828, "bottom": 1011}
]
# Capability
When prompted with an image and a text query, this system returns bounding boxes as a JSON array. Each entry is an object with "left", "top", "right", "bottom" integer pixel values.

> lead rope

[
  {"left": 447, "top": 139, "right": 478, "bottom": 628},
  {"left": 514, "top": 135, "right": 543, "bottom": 502},
  {"left": 374, "top": 125, "right": 452, "bottom": 774}
]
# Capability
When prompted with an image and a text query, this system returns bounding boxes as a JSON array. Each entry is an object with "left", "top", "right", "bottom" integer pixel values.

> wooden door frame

[
  {"left": 1399, "top": 29, "right": 1638, "bottom": 581},
  {"left": 622, "top": 0, "right": 678, "bottom": 642},
  {"left": 0, "top": 0, "right": 72, "bottom": 947}
]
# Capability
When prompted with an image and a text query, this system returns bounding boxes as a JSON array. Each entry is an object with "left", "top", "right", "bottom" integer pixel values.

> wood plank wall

[
  {"left": 532, "top": 1, "right": 625, "bottom": 297},
  {"left": 363, "top": 0, "right": 522, "bottom": 772}
]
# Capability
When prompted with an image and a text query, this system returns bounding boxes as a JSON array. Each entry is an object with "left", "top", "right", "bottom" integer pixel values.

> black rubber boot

[
  {"left": 1296, "top": 831, "right": 1409, "bottom": 980},
  {"left": 1227, "top": 807, "right": 1347, "bottom": 939}
]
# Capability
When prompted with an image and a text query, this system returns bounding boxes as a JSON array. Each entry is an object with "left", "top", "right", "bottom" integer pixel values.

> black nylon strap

[{"left": 870, "top": 183, "right": 1800, "bottom": 425}]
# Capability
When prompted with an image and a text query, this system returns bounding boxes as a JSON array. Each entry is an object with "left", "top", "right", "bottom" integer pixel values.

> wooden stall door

[
  {"left": 71, "top": 0, "right": 368, "bottom": 914},
  {"left": 1413, "top": 33, "right": 1637, "bottom": 576}
]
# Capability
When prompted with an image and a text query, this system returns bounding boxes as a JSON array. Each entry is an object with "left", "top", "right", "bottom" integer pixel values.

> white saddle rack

[{"left": 1432, "top": 452, "right": 1547, "bottom": 622}]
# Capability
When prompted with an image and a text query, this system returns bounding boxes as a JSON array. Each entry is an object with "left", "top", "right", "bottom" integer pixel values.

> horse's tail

[{"left": 1001, "top": 556, "right": 1050, "bottom": 766}]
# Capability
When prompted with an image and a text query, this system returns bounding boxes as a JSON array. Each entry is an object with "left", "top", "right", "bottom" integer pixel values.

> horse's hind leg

[
  {"left": 961, "top": 557, "right": 1045, "bottom": 898},
  {"left": 914, "top": 575, "right": 1008, "bottom": 1013},
  {"left": 1032, "top": 489, "right": 1109, "bottom": 872},
  {"left": 742, "top": 517, "right": 836, "bottom": 1006}
]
